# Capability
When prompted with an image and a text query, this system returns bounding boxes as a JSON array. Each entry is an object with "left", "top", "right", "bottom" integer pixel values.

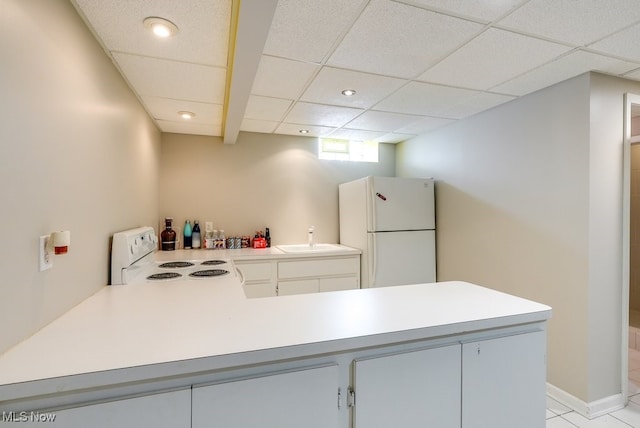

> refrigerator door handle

[{"left": 369, "top": 235, "right": 377, "bottom": 286}]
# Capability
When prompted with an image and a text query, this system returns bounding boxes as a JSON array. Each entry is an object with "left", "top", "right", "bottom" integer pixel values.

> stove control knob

[{"left": 132, "top": 238, "right": 141, "bottom": 254}]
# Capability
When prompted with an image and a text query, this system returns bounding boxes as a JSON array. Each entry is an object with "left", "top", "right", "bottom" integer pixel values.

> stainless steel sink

[{"left": 276, "top": 243, "right": 344, "bottom": 253}]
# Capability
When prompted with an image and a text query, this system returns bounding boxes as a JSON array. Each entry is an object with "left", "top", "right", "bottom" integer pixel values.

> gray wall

[
  {"left": 0, "top": 0, "right": 161, "bottom": 354},
  {"left": 160, "top": 132, "right": 396, "bottom": 245},
  {"left": 396, "top": 72, "right": 638, "bottom": 404}
]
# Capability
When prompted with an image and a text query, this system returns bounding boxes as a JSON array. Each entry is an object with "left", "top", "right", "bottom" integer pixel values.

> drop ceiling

[{"left": 71, "top": 0, "right": 640, "bottom": 144}]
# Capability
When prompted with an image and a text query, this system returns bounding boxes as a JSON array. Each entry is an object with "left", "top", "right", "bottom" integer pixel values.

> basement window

[{"left": 318, "top": 139, "right": 378, "bottom": 162}]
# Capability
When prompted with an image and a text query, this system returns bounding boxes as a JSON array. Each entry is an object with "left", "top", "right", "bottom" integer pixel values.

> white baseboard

[{"left": 547, "top": 383, "right": 625, "bottom": 419}]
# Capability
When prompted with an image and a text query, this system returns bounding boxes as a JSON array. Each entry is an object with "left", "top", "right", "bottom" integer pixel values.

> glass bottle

[
  {"left": 161, "top": 217, "right": 176, "bottom": 251},
  {"left": 183, "top": 220, "right": 192, "bottom": 249},
  {"left": 265, "top": 227, "right": 271, "bottom": 248},
  {"left": 192, "top": 220, "right": 201, "bottom": 249}
]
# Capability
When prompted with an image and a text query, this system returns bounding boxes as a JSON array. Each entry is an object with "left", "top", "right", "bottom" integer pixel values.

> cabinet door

[
  {"left": 353, "top": 344, "right": 461, "bottom": 428},
  {"left": 236, "top": 262, "right": 275, "bottom": 282},
  {"left": 319, "top": 277, "right": 358, "bottom": 292},
  {"left": 23, "top": 389, "right": 190, "bottom": 428},
  {"left": 462, "top": 331, "right": 546, "bottom": 428},
  {"left": 277, "top": 279, "right": 319, "bottom": 296},
  {"left": 243, "top": 282, "right": 277, "bottom": 298},
  {"left": 192, "top": 365, "right": 340, "bottom": 428}
]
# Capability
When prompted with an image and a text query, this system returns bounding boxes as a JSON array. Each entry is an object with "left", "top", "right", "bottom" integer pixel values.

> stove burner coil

[
  {"left": 158, "top": 261, "right": 195, "bottom": 269},
  {"left": 189, "top": 269, "right": 229, "bottom": 278},
  {"left": 200, "top": 260, "right": 226, "bottom": 266},
  {"left": 147, "top": 272, "right": 182, "bottom": 280}
]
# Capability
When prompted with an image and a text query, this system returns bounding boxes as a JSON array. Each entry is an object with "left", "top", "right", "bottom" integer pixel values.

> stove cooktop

[{"left": 141, "top": 259, "right": 233, "bottom": 282}]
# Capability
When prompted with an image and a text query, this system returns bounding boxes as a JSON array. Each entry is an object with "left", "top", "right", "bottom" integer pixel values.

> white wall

[
  {"left": 0, "top": 0, "right": 161, "bottom": 354},
  {"left": 397, "top": 72, "right": 640, "bottom": 404},
  {"left": 160, "top": 132, "right": 395, "bottom": 245}
]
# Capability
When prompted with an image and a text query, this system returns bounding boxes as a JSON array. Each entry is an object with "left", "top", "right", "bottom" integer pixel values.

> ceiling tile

[
  {"left": 141, "top": 96, "right": 222, "bottom": 125},
  {"left": 497, "top": 0, "right": 640, "bottom": 46},
  {"left": 374, "top": 82, "right": 480, "bottom": 117},
  {"left": 252, "top": 56, "right": 319, "bottom": 100},
  {"left": 589, "top": 23, "right": 640, "bottom": 63},
  {"left": 73, "top": 0, "right": 231, "bottom": 67},
  {"left": 263, "top": 0, "right": 368, "bottom": 63},
  {"left": 157, "top": 120, "right": 221, "bottom": 136},
  {"left": 395, "top": 116, "right": 455, "bottom": 134},
  {"left": 326, "top": 128, "right": 387, "bottom": 141},
  {"left": 113, "top": 53, "right": 226, "bottom": 103},
  {"left": 345, "top": 110, "right": 423, "bottom": 132},
  {"left": 327, "top": 0, "right": 484, "bottom": 79},
  {"left": 284, "top": 102, "right": 364, "bottom": 128},
  {"left": 493, "top": 50, "right": 640, "bottom": 96},
  {"left": 244, "top": 95, "right": 293, "bottom": 121},
  {"left": 404, "top": 0, "right": 528, "bottom": 22},
  {"left": 418, "top": 28, "right": 571, "bottom": 90},
  {"left": 240, "top": 119, "right": 279, "bottom": 134},
  {"left": 300, "top": 67, "right": 406, "bottom": 109},
  {"left": 275, "top": 123, "right": 335, "bottom": 137}
]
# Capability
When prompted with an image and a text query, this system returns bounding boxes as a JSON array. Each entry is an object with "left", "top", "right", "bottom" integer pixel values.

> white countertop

[
  {"left": 155, "top": 244, "right": 361, "bottom": 262},
  {"left": 0, "top": 271, "right": 550, "bottom": 403}
]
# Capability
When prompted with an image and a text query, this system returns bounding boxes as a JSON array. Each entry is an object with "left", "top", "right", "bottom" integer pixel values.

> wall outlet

[{"left": 39, "top": 235, "right": 53, "bottom": 271}]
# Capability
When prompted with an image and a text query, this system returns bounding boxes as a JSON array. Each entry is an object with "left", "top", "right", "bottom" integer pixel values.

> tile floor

[{"left": 545, "top": 348, "right": 640, "bottom": 427}]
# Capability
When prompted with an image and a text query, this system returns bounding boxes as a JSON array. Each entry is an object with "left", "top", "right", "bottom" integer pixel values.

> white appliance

[
  {"left": 339, "top": 176, "right": 436, "bottom": 288},
  {"left": 111, "top": 226, "right": 236, "bottom": 285}
]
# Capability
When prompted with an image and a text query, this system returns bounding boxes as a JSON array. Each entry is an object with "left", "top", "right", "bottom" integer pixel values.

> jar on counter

[{"left": 160, "top": 217, "right": 176, "bottom": 251}]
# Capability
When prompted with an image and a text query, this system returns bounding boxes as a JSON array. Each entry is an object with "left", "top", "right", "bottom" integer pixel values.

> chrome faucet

[{"left": 308, "top": 226, "right": 315, "bottom": 247}]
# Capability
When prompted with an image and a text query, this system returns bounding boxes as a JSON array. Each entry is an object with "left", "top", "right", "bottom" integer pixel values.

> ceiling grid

[{"left": 70, "top": 0, "right": 640, "bottom": 143}]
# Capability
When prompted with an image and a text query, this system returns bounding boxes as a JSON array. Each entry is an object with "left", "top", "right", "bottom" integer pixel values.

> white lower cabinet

[
  {"left": 352, "top": 344, "right": 461, "bottom": 428},
  {"left": 192, "top": 365, "right": 341, "bottom": 428},
  {"left": 237, "top": 255, "right": 361, "bottom": 297},
  {"left": 462, "top": 330, "right": 546, "bottom": 428},
  {"left": 27, "top": 389, "right": 190, "bottom": 428},
  {"left": 351, "top": 330, "right": 546, "bottom": 428},
  {"left": 277, "top": 256, "right": 360, "bottom": 296}
]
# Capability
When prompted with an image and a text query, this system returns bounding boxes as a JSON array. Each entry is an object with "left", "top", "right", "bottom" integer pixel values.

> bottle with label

[
  {"left": 219, "top": 230, "right": 226, "bottom": 249},
  {"left": 183, "top": 220, "right": 192, "bottom": 249},
  {"left": 192, "top": 220, "right": 201, "bottom": 249},
  {"left": 161, "top": 217, "right": 176, "bottom": 251},
  {"left": 265, "top": 227, "right": 271, "bottom": 248}
]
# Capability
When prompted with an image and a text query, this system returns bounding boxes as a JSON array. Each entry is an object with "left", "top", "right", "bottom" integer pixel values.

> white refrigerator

[{"left": 339, "top": 176, "right": 436, "bottom": 288}]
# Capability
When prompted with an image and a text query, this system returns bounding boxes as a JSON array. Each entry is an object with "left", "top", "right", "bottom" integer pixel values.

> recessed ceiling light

[
  {"left": 178, "top": 111, "right": 195, "bottom": 120},
  {"left": 341, "top": 89, "right": 356, "bottom": 97},
  {"left": 299, "top": 129, "right": 310, "bottom": 134},
  {"left": 144, "top": 17, "right": 179, "bottom": 38}
]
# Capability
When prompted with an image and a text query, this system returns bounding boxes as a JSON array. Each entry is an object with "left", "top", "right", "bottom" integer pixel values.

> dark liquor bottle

[
  {"left": 161, "top": 217, "right": 176, "bottom": 251},
  {"left": 265, "top": 227, "right": 271, "bottom": 248}
]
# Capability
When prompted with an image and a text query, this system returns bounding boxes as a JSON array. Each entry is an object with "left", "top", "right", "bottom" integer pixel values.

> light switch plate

[{"left": 39, "top": 235, "right": 53, "bottom": 271}]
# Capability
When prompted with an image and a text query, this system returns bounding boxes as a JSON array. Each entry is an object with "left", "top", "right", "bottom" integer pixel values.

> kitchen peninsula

[{"left": 0, "top": 268, "right": 550, "bottom": 427}]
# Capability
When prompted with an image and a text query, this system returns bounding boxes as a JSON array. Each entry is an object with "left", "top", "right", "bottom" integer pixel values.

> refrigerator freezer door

[
  {"left": 367, "top": 177, "right": 435, "bottom": 232},
  {"left": 368, "top": 230, "right": 436, "bottom": 288}
]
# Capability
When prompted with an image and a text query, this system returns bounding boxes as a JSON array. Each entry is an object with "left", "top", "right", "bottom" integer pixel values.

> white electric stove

[{"left": 111, "top": 226, "right": 236, "bottom": 285}]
